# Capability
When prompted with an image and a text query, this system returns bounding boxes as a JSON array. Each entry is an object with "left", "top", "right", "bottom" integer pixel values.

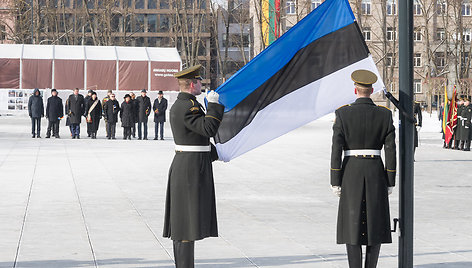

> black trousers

[
  {"left": 138, "top": 121, "right": 148, "bottom": 139},
  {"left": 173, "top": 241, "right": 194, "bottom": 268},
  {"left": 107, "top": 123, "right": 116, "bottom": 138},
  {"left": 31, "top": 117, "right": 41, "bottom": 135},
  {"left": 346, "top": 244, "right": 381, "bottom": 268},
  {"left": 155, "top": 122, "right": 164, "bottom": 139},
  {"left": 123, "top": 127, "right": 131, "bottom": 139},
  {"left": 46, "top": 120, "right": 60, "bottom": 137},
  {"left": 132, "top": 123, "right": 136, "bottom": 137}
]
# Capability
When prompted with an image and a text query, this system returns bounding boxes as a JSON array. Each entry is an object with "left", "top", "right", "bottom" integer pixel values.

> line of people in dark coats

[{"left": 28, "top": 88, "right": 168, "bottom": 140}]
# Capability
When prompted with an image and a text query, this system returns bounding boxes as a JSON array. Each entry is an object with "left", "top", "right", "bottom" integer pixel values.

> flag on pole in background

[
  {"left": 442, "top": 85, "right": 448, "bottom": 134},
  {"left": 445, "top": 86, "right": 458, "bottom": 145},
  {"left": 213, "top": 0, "right": 385, "bottom": 162}
]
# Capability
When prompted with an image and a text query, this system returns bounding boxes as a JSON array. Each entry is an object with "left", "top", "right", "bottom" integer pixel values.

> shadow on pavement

[{"left": 414, "top": 262, "right": 472, "bottom": 267}]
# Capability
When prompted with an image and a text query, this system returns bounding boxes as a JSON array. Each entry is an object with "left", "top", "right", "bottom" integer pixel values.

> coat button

[
  {"left": 362, "top": 233, "right": 365, "bottom": 236},
  {"left": 362, "top": 221, "right": 366, "bottom": 224}
]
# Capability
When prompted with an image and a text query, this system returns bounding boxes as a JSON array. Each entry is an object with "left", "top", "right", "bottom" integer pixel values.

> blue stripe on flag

[{"left": 216, "top": 0, "right": 355, "bottom": 112}]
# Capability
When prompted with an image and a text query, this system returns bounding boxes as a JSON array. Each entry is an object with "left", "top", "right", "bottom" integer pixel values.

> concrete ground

[{"left": 0, "top": 112, "right": 470, "bottom": 268}]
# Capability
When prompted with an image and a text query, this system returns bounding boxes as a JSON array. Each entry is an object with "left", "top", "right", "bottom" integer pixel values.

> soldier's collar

[
  {"left": 353, "top": 97, "right": 375, "bottom": 105},
  {"left": 177, "top": 92, "right": 197, "bottom": 101}
]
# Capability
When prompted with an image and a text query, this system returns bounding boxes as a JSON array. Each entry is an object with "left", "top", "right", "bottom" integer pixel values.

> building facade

[{"left": 0, "top": 0, "right": 211, "bottom": 86}]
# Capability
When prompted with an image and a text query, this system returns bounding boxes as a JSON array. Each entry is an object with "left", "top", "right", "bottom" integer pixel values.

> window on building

[
  {"left": 387, "top": 0, "right": 396, "bottom": 15},
  {"left": 436, "top": 28, "right": 445, "bottom": 41},
  {"left": 0, "top": 24, "right": 6, "bottom": 40},
  {"left": 311, "top": 0, "right": 322, "bottom": 11},
  {"left": 462, "top": 52, "right": 470, "bottom": 69},
  {"left": 414, "top": 28, "right": 422, "bottom": 41},
  {"left": 287, "top": 0, "right": 296, "bottom": 15},
  {"left": 387, "top": 27, "right": 396, "bottom": 41},
  {"left": 463, "top": 0, "right": 472, "bottom": 16},
  {"left": 463, "top": 28, "right": 471, "bottom": 42},
  {"left": 135, "top": 0, "right": 144, "bottom": 9},
  {"left": 386, "top": 53, "right": 396, "bottom": 66},
  {"left": 414, "top": 53, "right": 422, "bottom": 67},
  {"left": 159, "top": 14, "right": 170, "bottom": 32},
  {"left": 87, "top": 0, "right": 94, "bottom": 9},
  {"left": 436, "top": 0, "right": 446, "bottom": 15},
  {"left": 134, "top": 14, "right": 145, "bottom": 32},
  {"left": 148, "top": 0, "right": 157, "bottom": 9},
  {"left": 414, "top": 0, "right": 422, "bottom": 15},
  {"left": 160, "top": 0, "right": 170, "bottom": 9},
  {"left": 435, "top": 52, "right": 445, "bottom": 67},
  {"left": 147, "top": 14, "right": 157, "bottom": 32},
  {"left": 111, "top": 15, "right": 121, "bottom": 32},
  {"left": 363, "top": 27, "right": 371, "bottom": 41},
  {"left": 362, "top": 0, "right": 371, "bottom": 15},
  {"left": 414, "top": 79, "right": 422, "bottom": 93}
]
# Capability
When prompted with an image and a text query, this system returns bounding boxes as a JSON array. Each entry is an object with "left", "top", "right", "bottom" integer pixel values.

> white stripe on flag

[{"left": 215, "top": 56, "right": 384, "bottom": 162}]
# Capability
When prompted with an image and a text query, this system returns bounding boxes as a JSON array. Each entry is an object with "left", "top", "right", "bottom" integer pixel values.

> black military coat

[
  {"left": 103, "top": 99, "right": 120, "bottom": 124},
  {"left": 67, "top": 94, "right": 85, "bottom": 124},
  {"left": 414, "top": 102, "right": 422, "bottom": 148},
  {"left": 331, "top": 98, "right": 396, "bottom": 246},
  {"left": 136, "top": 96, "right": 152, "bottom": 123},
  {"left": 456, "top": 105, "right": 464, "bottom": 141},
  {"left": 462, "top": 104, "right": 472, "bottom": 140},
  {"left": 46, "top": 96, "right": 63, "bottom": 122},
  {"left": 163, "top": 92, "right": 224, "bottom": 241},
  {"left": 153, "top": 97, "right": 168, "bottom": 123},
  {"left": 120, "top": 101, "right": 135, "bottom": 127}
]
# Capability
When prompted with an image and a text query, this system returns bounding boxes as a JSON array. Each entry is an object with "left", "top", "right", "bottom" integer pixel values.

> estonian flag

[{"left": 214, "top": 0, "right": 384, "bottom": 162}]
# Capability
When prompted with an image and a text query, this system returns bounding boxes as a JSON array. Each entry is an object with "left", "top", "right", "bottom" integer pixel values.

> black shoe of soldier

[
  {"left": 154, "top": 137, "right": 158, "bottom": 140},
  {"left": 32, "top": 134, "right": 35, "bottom": 138},
  {"left": 36, "top": 135, "right": 41, "bottom": 138}
]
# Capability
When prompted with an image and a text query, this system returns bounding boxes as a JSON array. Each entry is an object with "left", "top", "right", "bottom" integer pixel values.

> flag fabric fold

[{"left": 214, "top": 0, "right": 385, "bottom": 162}]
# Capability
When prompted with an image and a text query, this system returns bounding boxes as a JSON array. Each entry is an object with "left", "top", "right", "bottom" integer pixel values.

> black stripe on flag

[{"left": 215, "top": 22, "right": 369, "bottom": 144}]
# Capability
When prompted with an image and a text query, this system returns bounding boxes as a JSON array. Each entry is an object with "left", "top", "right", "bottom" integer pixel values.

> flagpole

[{"left": 398, "top": 0, "right": 414, "bottom": 267}]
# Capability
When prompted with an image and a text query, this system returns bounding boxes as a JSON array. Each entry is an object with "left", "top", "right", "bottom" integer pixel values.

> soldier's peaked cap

[
  {"left": 173, "top": 64, "right": 203, "bottom": 80},
  {"left": 351, "top": 70, "right": 378, "bottom": 87}
]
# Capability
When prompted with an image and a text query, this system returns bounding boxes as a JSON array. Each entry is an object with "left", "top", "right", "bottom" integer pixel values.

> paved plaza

[{"left": 0, "top": 113, "right": 471, "bottom": 268}]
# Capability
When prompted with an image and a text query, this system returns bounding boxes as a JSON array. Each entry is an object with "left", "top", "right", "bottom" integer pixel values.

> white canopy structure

[{"left": 0, "top": 44, "right": 181, "bottom": 91}]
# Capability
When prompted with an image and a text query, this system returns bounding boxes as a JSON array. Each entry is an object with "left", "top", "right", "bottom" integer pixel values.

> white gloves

[
  {"left": 388, "top": 187, "right": 394, "bottom": 195},
  {"left": 206, "top": 90, "right": 219, "bottom": 103},
  {"left": 331, "top": 186, "right": 341, "bottom": 197}
]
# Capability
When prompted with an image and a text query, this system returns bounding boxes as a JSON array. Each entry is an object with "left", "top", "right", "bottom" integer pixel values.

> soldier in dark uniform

[
  {"left": 163, "top": 65, "right": 224, "bottom": 268},
  {"left": 462, "top": 98, "right": 472, "bottom": 151},
  {"left": 330, "top": 70, "right": 396, "bottom": 268},
  {"left": 414, "top": 101, "right": 422, "bottom": 154},
  {"left": 454, "top": 99, "right": 464, "bottom": 149}
]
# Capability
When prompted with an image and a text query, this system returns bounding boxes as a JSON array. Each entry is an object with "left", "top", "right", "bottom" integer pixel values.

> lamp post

[{"left": 398, "top": 0, "right": 414, "bottom": 267}]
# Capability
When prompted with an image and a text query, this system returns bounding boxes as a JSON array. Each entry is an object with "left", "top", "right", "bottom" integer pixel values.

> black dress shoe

[
  {"left": 55, "top": 135, "right": 60, "bottom": 139},
  {"left": 138, "top": 137, "right": 142, "bottom": 140},
  {"left": 77, "top": 135, "right": 80, "bottom": 139},
  {"left": 46, "top": 135, "right": 50, "bottom": 139},
  {"left": 112, "top": 137, "right": 116, "bottom": 140},
  {"left": 143, "top": 137, "right": 148, "bottom": 140},
  {"left": 32, "top": 134, "right": 35, "bottom": 138},
  {"left": 72, "top": 135, "right": 76, "bottom": 139},
  {"left": 36, "top": 135, "right": 41, "bottom": 138},
  {"left": 160, "top": 137, "right": 164, "bottom": 140},
  {"left": 154, "top": 137, "right": 158, "bottom": 140}
]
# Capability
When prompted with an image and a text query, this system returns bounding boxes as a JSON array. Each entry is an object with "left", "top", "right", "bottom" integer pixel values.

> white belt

[
  {"left": 175, "top": 145, "right": 211, "bottom": 152},
  {"left": 344, "top": 149, "right": 381, "bottom": 157}
]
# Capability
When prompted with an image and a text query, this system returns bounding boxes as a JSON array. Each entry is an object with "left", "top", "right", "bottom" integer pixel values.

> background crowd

[{"left": 27, "top": 88, "right": 168, "bottom": 140}]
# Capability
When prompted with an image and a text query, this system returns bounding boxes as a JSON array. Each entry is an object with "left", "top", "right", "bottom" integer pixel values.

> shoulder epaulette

[
  {"left": 378, "top": 105, "right": 391, "bottom": 111},
  {"left": 336, "top": 104, "right": 350, "bottom": 110}
]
